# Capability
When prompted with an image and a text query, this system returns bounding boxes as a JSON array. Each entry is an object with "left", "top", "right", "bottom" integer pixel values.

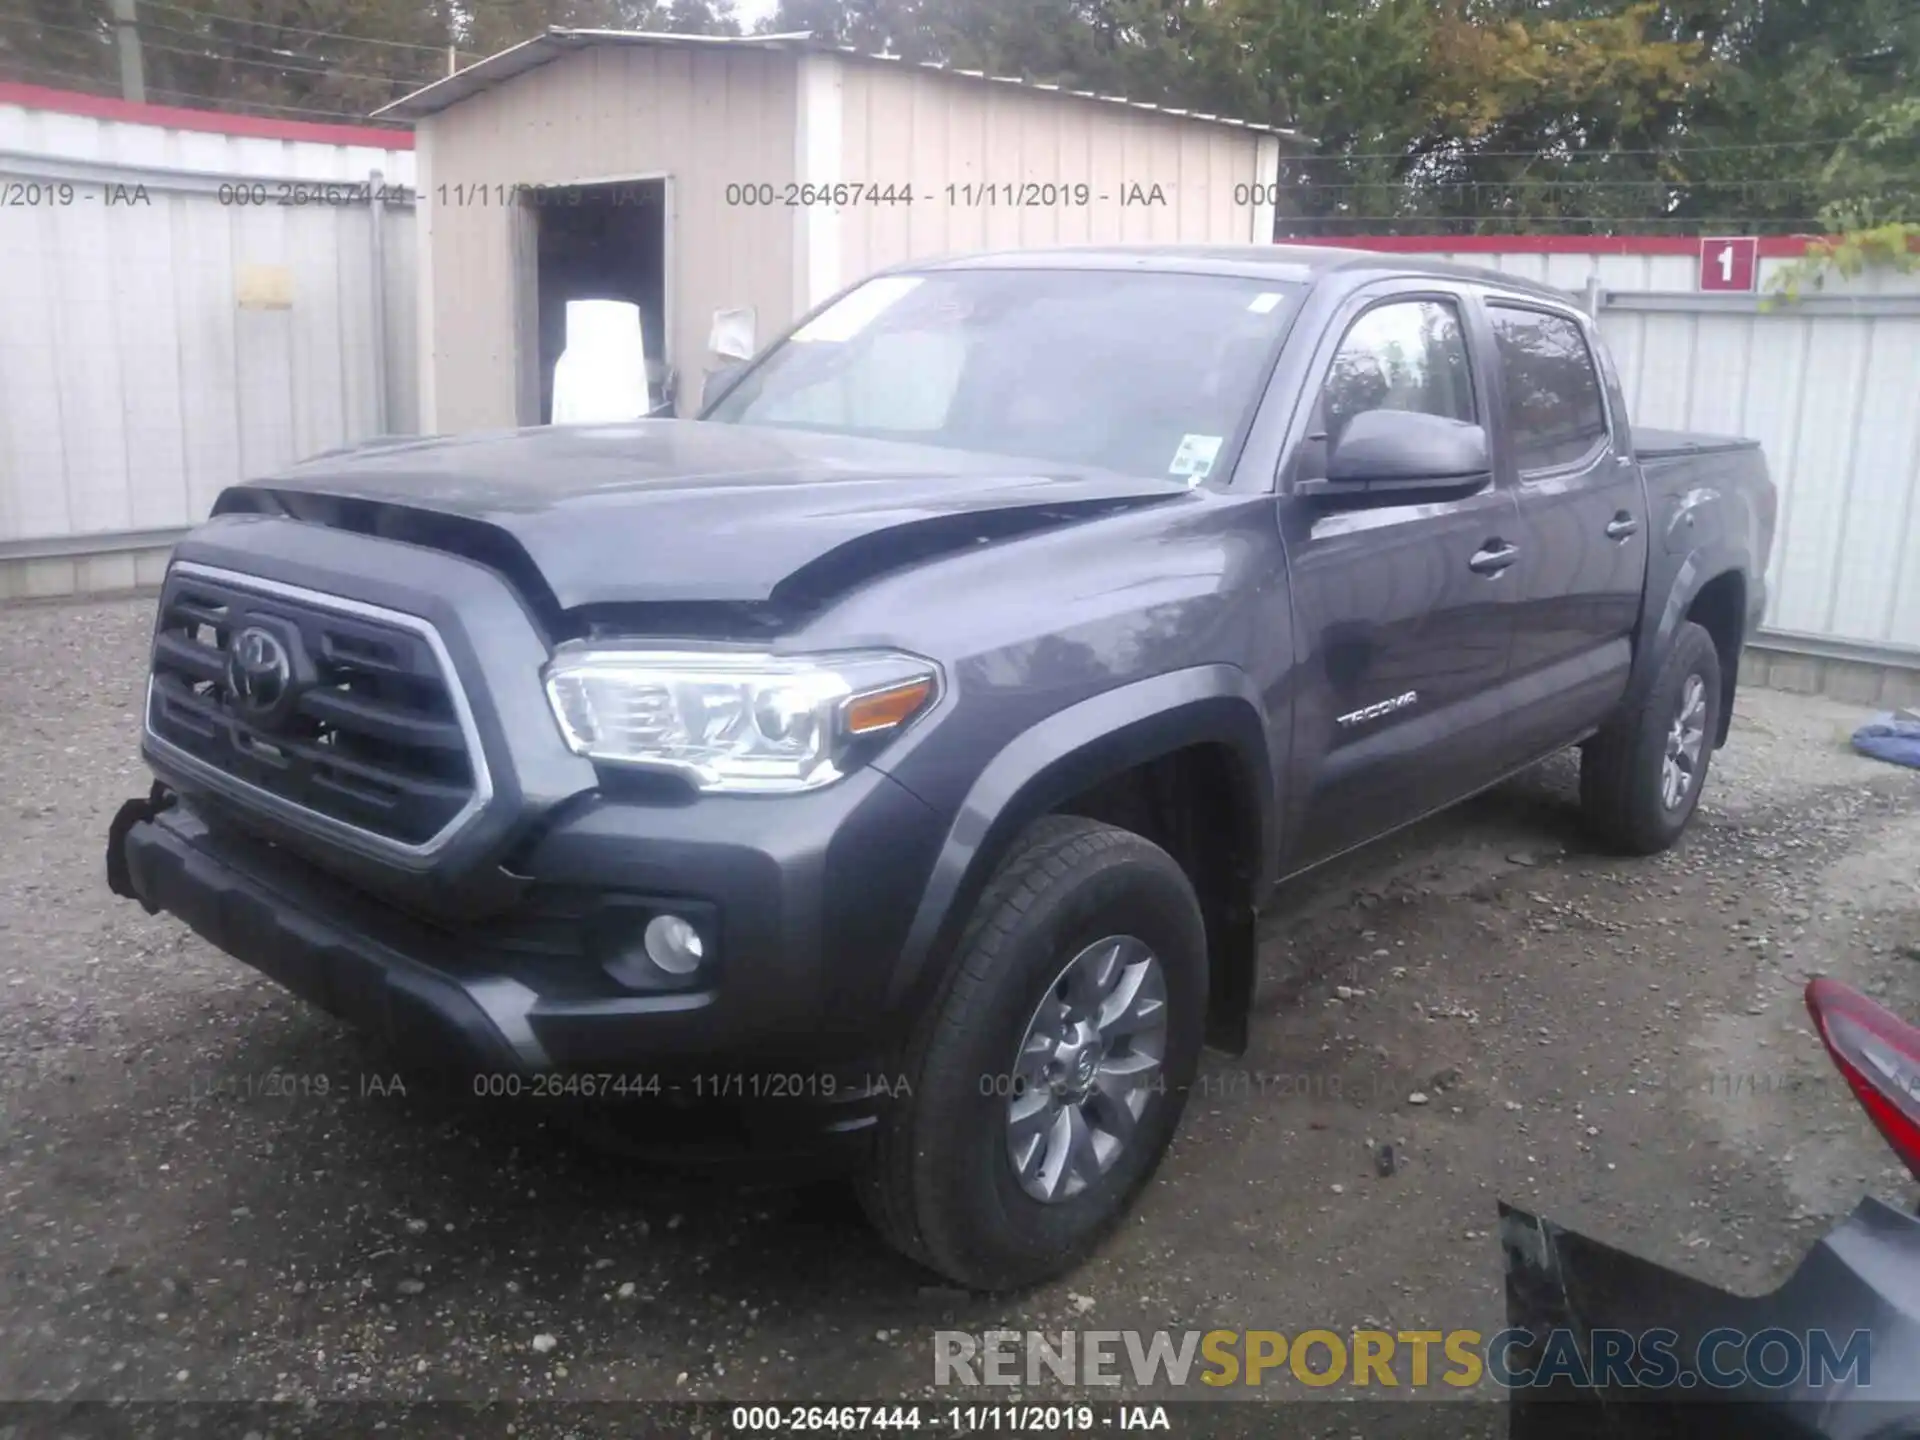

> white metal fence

[
  {"left": 1332, "top": 241, "right": 1920, "bottom": 670},
  {"left": 0, "top": 86, "right": 416, "bottom": 599}
]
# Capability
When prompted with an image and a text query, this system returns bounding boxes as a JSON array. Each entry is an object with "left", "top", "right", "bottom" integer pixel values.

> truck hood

[{"left": 231, "top": 421, "right": 1192, "bottom": 615}]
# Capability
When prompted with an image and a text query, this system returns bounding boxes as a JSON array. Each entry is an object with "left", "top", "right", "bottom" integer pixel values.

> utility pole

[{"left": 108, "top": 0, "right": 146, "bottom": 103}]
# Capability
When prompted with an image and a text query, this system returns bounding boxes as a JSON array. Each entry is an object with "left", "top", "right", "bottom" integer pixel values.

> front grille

[{"left": 145, "top": 564, "right": 484, "bottom": 851}]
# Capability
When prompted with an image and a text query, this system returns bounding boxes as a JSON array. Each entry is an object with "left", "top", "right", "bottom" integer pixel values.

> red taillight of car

[{"left": 1806, "top": 977, "right": 1920, "bottom": 1182}]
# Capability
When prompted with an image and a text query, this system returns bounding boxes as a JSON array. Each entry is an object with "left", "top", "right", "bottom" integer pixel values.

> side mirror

[{"left": 1305, "top": 410, "right": 1492, "bottom": 503}]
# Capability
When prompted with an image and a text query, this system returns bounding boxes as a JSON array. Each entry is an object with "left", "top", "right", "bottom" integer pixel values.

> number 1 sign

[{"left": 1699, "top": 237, "right": 1758, "bottom": 292}]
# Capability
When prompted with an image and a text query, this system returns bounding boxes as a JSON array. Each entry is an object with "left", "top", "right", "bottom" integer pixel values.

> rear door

[
  {"left": 1278, "top": 284, "right": 1523, "bottom": 870},
  {"left": 1484, "top": 299, "right": 1647, "bottom": 758}
]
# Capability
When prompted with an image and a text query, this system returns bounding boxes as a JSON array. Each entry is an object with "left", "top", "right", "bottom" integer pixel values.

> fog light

[{"left": 643, "top": 914, "right": 705, "bottom": 976}]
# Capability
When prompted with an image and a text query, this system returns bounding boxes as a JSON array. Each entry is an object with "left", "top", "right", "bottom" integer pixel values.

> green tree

[{"left": 1643, "top": 0, "right": 1920, "bottom": 231}]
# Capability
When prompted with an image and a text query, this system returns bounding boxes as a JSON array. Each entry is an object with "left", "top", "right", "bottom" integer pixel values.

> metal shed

[{"left": 378, "top": 29, "right": 1294, "bottom": 433}]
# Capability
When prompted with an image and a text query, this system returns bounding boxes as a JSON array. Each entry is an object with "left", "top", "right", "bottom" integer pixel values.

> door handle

[
  {"left": 1605, "top": 513, "right": 1639, "bottom": 541},
  {"left": 1469, "top": 541, "right": 1519, "bottom": 575}
]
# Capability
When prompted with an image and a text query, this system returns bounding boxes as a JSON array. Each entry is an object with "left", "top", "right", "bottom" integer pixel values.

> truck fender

[
  {"left": 1629, "top": 535, "right": 1751, "bottom": 745},
  {"left": 885, "top": 664, "right": 1273, "bottom": 1051}
]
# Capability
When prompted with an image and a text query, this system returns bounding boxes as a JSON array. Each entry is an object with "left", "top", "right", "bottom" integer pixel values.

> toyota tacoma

[{"left": 106, "top": 245, "right": 1776, "bottom": 1289}]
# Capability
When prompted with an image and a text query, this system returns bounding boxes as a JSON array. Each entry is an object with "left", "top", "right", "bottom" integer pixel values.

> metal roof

[{"left": 373, "top": 28, "right": 1302, "bottom": 140}]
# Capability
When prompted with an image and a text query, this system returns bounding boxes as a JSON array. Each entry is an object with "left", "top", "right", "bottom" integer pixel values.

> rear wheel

[
  {"left": 1580, "top": 620, "right": 1722, "bottom": 855},
  {"left": 860, "top": 816, "right": 1206, "bottom": 1290}
]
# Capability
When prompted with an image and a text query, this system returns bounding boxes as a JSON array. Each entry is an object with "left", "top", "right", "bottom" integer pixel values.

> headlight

[{"left": 543, "top": 647, "right": 940, "bottom": 793}]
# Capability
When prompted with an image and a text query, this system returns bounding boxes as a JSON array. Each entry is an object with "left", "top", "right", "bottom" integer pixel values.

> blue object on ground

[{"left": 1852, "top": 714, "right": 1920, "bottom": 770}]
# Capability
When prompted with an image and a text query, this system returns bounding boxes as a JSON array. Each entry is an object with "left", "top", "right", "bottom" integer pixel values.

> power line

[
  {"left": 0, "top": 44, "right": 419, "bottom": 119},
  {"left": 0, "top": 13, "right": 451, "bottom": 100},
  {"left": 136, "top": 13, "right": 471, "bottom": 68},
  {"left": 0, "top": 12, "right": 436, "bottom": 90},
  {"left": 1288, "top": 177, "right": 1920, "bottom": 193},
  {"left": 140, "top": 0, "right": 462, "bottom": 58},
  {"left": 1290, "top": 136, "right": 1864, "bottom": 163},
  {"left": 0, "top": 60, "right": 117, "bottom": 88},
  {"left": 143, "top": 82, "right": 407, "bottom": 125},
  {"left": 0, "top": 14, "right": 110, "bottom": 43},
  {"left": 137, "top": 35, "right": 435, "bottom": 88},
  {"left": 0, "top": 9, "right": 456, "bottom": 95}
]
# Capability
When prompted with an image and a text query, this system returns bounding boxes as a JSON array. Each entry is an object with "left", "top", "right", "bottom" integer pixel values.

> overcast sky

[{"left": 734, "top": 0, "right": 782, "bottom": 30}]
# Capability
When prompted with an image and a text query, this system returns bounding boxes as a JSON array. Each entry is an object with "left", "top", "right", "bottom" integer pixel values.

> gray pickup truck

[{"left": 106, "top": 244, "right": 1775, "bottom": 1289}]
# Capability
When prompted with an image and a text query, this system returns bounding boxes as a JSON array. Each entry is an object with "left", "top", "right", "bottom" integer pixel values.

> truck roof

[{"left": 915, "top": 242, "right": 1579, "bottom": 307}]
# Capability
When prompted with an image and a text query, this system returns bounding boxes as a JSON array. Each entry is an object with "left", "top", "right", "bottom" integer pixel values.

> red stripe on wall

[
  {"left": 0, "top": 81, "right": 413, "bottom": 149},
  {"left": 1281, "top": 233, "right": 1816, "bottom": 257}
]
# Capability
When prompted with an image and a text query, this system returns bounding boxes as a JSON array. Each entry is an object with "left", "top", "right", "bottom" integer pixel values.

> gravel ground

[{"left": 2, "top": 595, "right": 1918, "bottom": 1413}]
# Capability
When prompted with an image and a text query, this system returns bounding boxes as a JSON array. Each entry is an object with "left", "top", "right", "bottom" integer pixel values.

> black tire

[
  {"left": 859, "top": 815, "right": 1207, "bottom": 1291},
  {"left": 1580, "top": 620, "right": 1723, "bottom": 855}
]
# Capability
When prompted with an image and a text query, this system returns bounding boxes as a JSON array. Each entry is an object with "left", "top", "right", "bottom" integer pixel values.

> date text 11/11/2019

[
  {"left": 721, "top": 181, "right": 1172, "bottom": 208},
  {"left": 727, "top": 1404, "right": 1173, "bottom": 1432}
]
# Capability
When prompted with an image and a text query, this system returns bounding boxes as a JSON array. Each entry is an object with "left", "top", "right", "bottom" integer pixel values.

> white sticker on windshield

[
  {"left": 1169, "top": 433, "right": 1224, "bottom": 482},
  {"left": 1248, "top": 291, "right": 1285, "bottom": 314},
  {"left": 790, "top": 276, "right": 925, "bottom": 343}
]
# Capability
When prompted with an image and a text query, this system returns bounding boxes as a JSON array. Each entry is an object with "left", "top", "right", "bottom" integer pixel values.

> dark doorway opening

[{"left": 533, "top": 178, "right": 669, "bottom": 423}]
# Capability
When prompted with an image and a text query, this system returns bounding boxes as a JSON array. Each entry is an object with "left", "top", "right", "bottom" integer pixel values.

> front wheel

[
  {"left": 860, "top": 816, "right": 1207, "bottom": 1290},
  {"left": 1580, "top": 620, "right": 1723, "bottom": 855}
]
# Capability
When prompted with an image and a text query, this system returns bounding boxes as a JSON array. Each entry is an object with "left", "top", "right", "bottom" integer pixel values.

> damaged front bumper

[
  {"left": 105, "top": 781, "right": 176, "bottom": 913},
  {"left": 103, "top": 790, "right": 903, "bottom": 1165}
]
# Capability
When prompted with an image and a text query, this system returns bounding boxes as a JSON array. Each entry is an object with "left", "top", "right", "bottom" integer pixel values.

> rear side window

[{"left": 1488, "top": 307, "right": 1609, "bottom": 471}]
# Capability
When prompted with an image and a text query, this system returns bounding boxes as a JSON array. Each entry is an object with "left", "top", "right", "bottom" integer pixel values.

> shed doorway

[{"left": 530, "top": 177, "right": 670, "bottom": 423}]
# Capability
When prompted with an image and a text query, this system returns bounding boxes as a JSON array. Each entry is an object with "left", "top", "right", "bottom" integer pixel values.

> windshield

[{"left": 705, "top": 268, "right": 1304, "bottom": 483}]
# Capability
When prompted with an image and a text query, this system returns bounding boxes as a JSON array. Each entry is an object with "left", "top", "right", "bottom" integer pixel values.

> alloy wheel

[
  {"left": 1004, "top": 935, "right": 1169, "bottom": 1204},
  {"left": 1662, "top": 673, "right": 1708, "bottom": 810}
]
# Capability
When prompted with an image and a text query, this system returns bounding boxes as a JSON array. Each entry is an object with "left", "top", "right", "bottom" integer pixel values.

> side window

[
  {"left": 1488, "top": 306, "right": 1610, "bottom": 471},
  {"left": 1320, "top": 300, "right": 1475, "bottom": 448}
]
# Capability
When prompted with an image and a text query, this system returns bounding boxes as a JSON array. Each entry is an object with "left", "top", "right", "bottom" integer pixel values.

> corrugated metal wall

[
  {"left": 0, "top": 94, "right": 416, "bottom": 598},
  {"left": 1330, "top": 243, "right": 1920, "bottom": 661},
  {"left": 835, "top": 63, "right": 1271, "bottom": 277}
]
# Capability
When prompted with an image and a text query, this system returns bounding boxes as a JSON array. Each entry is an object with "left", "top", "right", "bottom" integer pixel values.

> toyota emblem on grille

[{"left": 228, "top": 626, "right": 293, "bottom": 716}]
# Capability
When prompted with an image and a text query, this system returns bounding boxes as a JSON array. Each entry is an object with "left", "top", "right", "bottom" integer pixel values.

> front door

[{"left": 1278, "top": 290, "right": 1523, "bottom": 870}]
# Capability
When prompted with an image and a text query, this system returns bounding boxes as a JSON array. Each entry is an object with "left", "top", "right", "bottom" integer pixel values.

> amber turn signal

[{"left": 842, "top": 677, "right": 936, "bottom": 735}]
